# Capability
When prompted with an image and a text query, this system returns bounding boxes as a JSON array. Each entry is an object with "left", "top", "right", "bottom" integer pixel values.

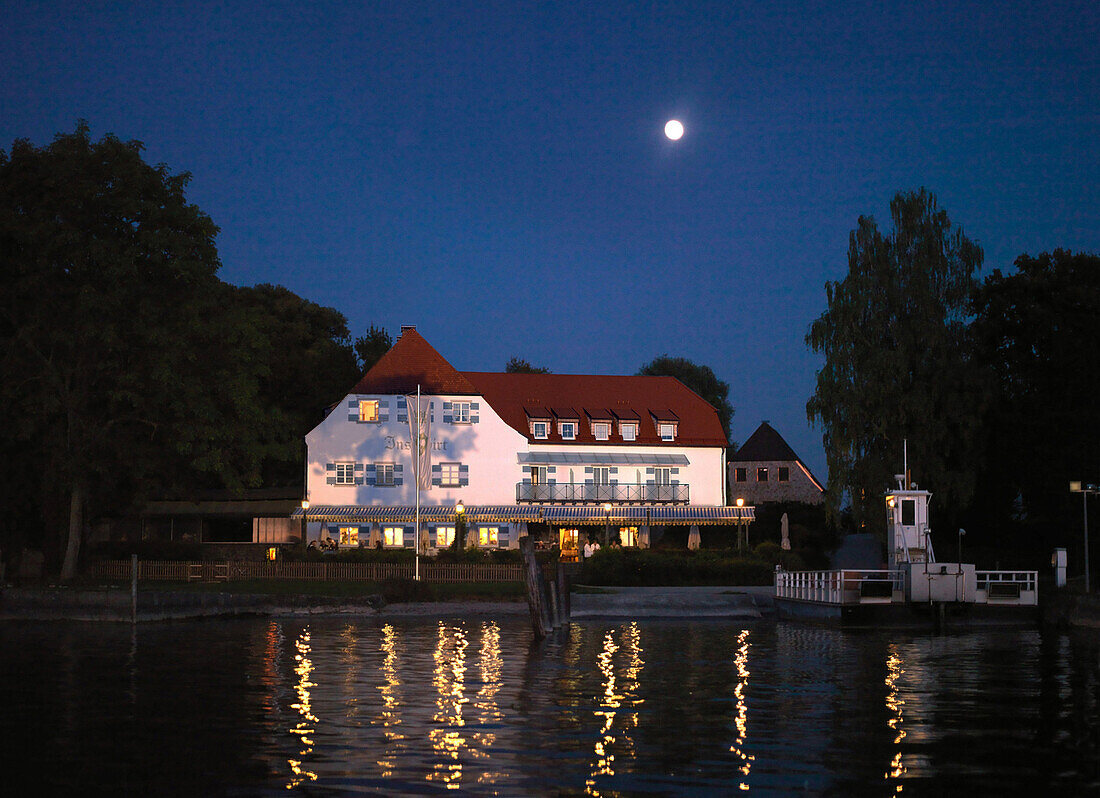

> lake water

[{"left": 2, "top": 614, "right": 1097, "bottom": 796}]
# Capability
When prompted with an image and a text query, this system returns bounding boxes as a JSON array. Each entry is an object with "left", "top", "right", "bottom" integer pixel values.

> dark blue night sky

[{"left": 4, "top": 0, "right": 1097, "bottom": 479}]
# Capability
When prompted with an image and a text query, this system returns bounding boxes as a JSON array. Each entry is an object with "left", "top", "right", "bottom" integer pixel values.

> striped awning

[
  {"left": 539, "top": 505, "right": 754, "bottom": 526},
  {"left": 295, "top": 504, "right": 753, "bottom": 526},
  {"left": 294, "top": 505, "right": 543, "bottom": 524}
]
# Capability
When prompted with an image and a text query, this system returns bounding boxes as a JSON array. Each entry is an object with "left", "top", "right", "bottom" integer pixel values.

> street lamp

[
  {"left": 735, "top": 498, "right": 745, "bottom": 552},
  {"left": 1070, "top": 482, "right": 1097, "bottom": 593},
  {"left": 300, "top": 500, "right": 309, "bottom": 545},
  {"left": 455, "top": 501, "right": 465, "bottom": 550},
  {"left": 603, "top": 502, "right": 612, "bottom": 547}
]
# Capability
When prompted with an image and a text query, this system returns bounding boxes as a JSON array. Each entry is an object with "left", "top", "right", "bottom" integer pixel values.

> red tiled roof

[
  {"left": 463, "top": 372, "right": 728, "bottom": 447},
  {"left": 351, "top": 329, "right": 479, "bottom": 396}
]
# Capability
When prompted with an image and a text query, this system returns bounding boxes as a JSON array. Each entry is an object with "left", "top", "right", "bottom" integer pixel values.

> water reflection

[
  {"left": 884, "top": 647, "right": 906, "bottom": 792},
  {"left": 586, "top": 622, "right": 645, "bottom": 796},
  {"left": 375, "top": 623, "right": 404, "bottom": 777},
  {"left": 286, "top": 628, "right": 317, "bottom": 788},
  {"left": 729, "top": 628, "right": 753, "bottom": 790},
  {"left": 428, "top": 622, "right": 469, "bottom": 789}
]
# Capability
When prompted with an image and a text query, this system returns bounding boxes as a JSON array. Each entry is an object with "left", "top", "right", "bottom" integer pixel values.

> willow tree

[{"left": 806, "top": 189, "right": 985, "bottom": 533}]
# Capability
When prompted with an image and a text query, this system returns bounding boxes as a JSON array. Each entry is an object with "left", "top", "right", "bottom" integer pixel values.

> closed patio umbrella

[
  {"left": 638, "top": 525, "right": 650, "bottom": 549},
  {"left": 688, "top": 524, "right": 701, "bottom": 550},
  {"left": 781, "top": 512, "right": 791, "bottom": 550}
]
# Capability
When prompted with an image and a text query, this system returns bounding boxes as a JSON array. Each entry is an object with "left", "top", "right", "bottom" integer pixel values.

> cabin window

[
  {"left": 778, "top": 467, "right": 790, "bottom": 482},
  {"left": 901, "top": 499, "right": 916, "bottom": 526}
]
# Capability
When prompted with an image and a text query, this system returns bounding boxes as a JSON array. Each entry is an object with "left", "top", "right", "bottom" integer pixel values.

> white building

[{"left": 301, "top": 328, "right": 752, "bottom": 557}]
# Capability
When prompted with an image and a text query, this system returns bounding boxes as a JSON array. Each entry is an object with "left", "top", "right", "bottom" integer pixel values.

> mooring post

[
  {"left": 519, "top": 535, "right": 549, "bottom": 639},
  {"left": 131, "top": 554, "right": 138, "bottom": 624}
]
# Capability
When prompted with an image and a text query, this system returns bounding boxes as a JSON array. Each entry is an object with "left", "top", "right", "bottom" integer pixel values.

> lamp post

[
  {"left": 603, "top": 502, "right": 612, "bottom": 548},
  {"left": 455, "top": 501, "right": 465, "bottom": 550},
  {"left": 1070, "top": 482, "right": 1097, "bottom": 593},
  {"left": 300, "top": 500, "right": 309, "bottom": 545},
  {"left": 736, "top": 498, "right": 745, "bottom": 553},
  {"left": 957, "top": 528, "right": 966, "bottom": 565}
]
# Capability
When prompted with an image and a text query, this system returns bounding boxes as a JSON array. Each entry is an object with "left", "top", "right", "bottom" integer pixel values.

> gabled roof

[
  {"left": 729, "top": 422, "right": 800, "bottom": 462},
  {"left": 350, "top": 328, "right": 479, "bottom": 396},
  {"left": 463, "top": 372, "right": 728, "bottom": 447}
]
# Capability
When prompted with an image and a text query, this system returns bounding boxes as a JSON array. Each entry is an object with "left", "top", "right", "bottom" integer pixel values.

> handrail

[
  {"left": 775, "top": 569, "right": 903, "bottom": 605},
  {"left": 516, "top": 482, "right": 689, "bottom": 504}
]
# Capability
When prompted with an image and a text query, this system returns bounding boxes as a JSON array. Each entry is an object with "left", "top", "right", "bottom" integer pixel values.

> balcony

[{"left": 516, "top": 482, "right": 689, "bottom": 504}]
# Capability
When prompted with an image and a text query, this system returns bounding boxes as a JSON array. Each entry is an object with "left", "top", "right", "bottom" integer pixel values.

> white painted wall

[{"left": 306, "top": 393, "right": 529, "bottom": 506}]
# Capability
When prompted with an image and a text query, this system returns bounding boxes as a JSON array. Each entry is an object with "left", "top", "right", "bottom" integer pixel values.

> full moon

[{"left": 664, "top": 119, "right": 684, "bottom": 140}]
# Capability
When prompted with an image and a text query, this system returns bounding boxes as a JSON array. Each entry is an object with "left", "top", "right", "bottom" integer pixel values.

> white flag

[{"left": 406, "top": 394, "right": 432, "bottom": 490}]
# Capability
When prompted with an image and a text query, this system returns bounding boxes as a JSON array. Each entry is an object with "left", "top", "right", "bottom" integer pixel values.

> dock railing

[
  {"left": 775, "top": 569, "right": 903, "bottom": 605},
  {"left": 91, "top": 560, "right": 524, "bottom": 584},
  {"left": 975, "top": 570, "right": 1039, "bottom": 605}
]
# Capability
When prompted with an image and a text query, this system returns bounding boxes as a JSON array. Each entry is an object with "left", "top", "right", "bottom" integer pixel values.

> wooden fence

[{"left": 90, "top": 560, "right": 524, "bottom": 584}]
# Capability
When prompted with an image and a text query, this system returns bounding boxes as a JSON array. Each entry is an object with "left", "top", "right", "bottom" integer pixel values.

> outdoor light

[
  {"left": 456, "top": 502, "right": 465, "bottom": 515},
  {"left": 603, "top": 502, "right": 612, "bottom": 547},
  {"left": 736, "top": 498, "right": 744, "bottom": 507},
  {"left": 1069, "top": 481, "right": 1096, "bottom": 593}
]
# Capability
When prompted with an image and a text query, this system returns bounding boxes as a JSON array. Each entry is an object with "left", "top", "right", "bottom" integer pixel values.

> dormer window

[
  {"left": 592, "top": 421, "right": 610, "bottom": 441},
  {"left": 532, "top": 421, "right": 549, "bottom": 439},
  {"left": 559, "top": 421, "right": 577, "bottom": 440},
  {"left": 659, "top": 423, "right": 676, "bottom": 441},
  {"left": 620, "top": 422, "right": 638, "bottom": 441},
  {"left": 358, "top": 400, "right": 379, "bottom": 422}
]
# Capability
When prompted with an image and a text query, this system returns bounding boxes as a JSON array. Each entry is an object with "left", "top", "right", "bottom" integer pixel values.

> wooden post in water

[
  {"left": 131, "top": 554, "right": 138, "bottom": 624},
  {"left": 520, "top": 535, "right": 550, "bottom": 639}
]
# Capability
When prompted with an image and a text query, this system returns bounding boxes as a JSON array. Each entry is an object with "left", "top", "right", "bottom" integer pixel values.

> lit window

[
  {"left": 532, "top": 421, "right": 548, "bottom": 439},
  {"left": 619, "top": 526, "right": 638, "bottom": 547},
  {"left": 778, "top": 467, "right": 790, "bottom": 482},
  {"left": 620, "top": 423, "right": 637, "bottom": 441},
  {"left": 339, "top": 527, "right": 359, "bottom": 546},
  {"left": 436, "top": 526, "right": 455, "bottom": 547},
  {"left": 358, "top": 399, "right": 379, "bottom": 422},
  {"left": 479, "top": 527, "right": 499, "bottom": 546},
  {"left": 592, "top": 467, "right": 611, "bottom": 485},
  {"left": 440, "top": 462, "right": 461, "bottom": 487},
  {"left": 453, "top": 401, "right": 471, "bottom": 423},
  {"left": 659, "top": 423, "right": 675, "bottom": 441},
  {"left": 376, "top": 463, "right": 395, "bottom": 486},
  {"left": 593, "top": 422, "right": 610, "bottom": 441},
  {"left": 735, "top": 467, "right": 747, "bottom": 483},
  {"left": 757, "top": 467, "right": 768, "bottom": 482},
  {"left": 335, "top": 462, "right": 355, "bottom": 485},
  {"left": 560, "top": 421, "right": 576, "bottom": 440},
  {"left": 383, "top": 527, "right": 403, "bottom": 547}
]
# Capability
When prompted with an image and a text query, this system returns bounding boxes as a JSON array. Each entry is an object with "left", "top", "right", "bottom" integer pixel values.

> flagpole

[{"left": 415, "top": 384, "right": 421, "bottom": 581}]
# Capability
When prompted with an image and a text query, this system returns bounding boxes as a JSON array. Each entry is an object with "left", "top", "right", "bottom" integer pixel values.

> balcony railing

[{"left": 516, "top": 482, "right": 689, "bottom": 504}]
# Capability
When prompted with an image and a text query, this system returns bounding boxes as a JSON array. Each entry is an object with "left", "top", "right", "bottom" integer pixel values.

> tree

[
  {"left": 971, "top": 250, "right": 1100, "bottom": 529},
  {"left": 230, "top": 284, "right": 360, "bottom": 486},
  {"left": 637, "top": 356, "right": 734, "bottom": 442},
  {"left": 505, "top": 357, "right": 551, "bottom": 374},
  {"left": 355, "top": 325, "right": 392, "bottom": 374},
  {"left": 0, "top": 123, "right": 266, "bottom": 578},
  {"left": 806, "top": 189, "right": 985, "bottom": 533}
]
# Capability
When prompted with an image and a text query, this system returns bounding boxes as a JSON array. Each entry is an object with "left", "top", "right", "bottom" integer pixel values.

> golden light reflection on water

[
  {"left": 472, "top": 621, "right": 505, "bottom": 789},
  {"left": 375, "top": 623, "right": 404, "bottom": 777},
  {"left": 885, "top": 648, "right": 906, "bottom": 792},
  {"left": 286, "top": 628, "right": 318, "bottom": 789},
  {"left": 428, "top": 623, "right": 469, "bottom": 790},
  {"left": 728, "top": 629, "right": 754, "bottom": 791},
  {"left": 586, "top": 623, "right": 645, "bottom": 797}
]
